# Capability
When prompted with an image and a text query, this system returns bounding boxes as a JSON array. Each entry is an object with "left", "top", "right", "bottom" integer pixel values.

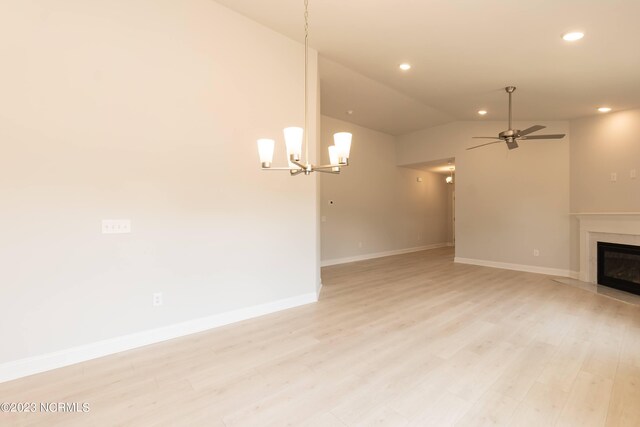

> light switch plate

[
  {"left": 610, "top": 173, "right": 617, "bottom": 182},
  {"left": 631, "top": 169, "right": 637, "bottom": 179},
  {"left": 102, "top": 219, "right": 131, "bottom": 234}
]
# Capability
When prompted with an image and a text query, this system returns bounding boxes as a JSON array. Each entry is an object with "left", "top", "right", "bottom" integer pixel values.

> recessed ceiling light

[
  {"left": 346, "top": 109, "right": 354, "bottom": 115},
  {"left": 399, "top": 63, "right": 411, "bottom": 71},
  {"left": 562, "top": 32, "right": 584, "bottom": 41},
  {"left": 478, "top": 110, "right": 488, "bottom": 116},
  {"left": 598, "top": 107, "right": 612, "bottom": 113}
]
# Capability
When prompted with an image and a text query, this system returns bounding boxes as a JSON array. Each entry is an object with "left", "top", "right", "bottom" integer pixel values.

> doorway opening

[{"left": 402, "top": 157, "right": 455, "bottom": 249}]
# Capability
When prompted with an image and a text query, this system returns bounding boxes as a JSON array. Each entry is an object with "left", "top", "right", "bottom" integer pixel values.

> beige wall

[
  {"left": 0, "top": 0, "right": 319, "bottom": 366},
  {"left": 570, "top": 108, "right": 640, "bottom": 213},
  {"left": 397, "top": 120, "right": 571, "bottom": 273},
  {"left": 569, "top": 108, "right": 640, "bottom": 270},
  {"left": 320, "top": 116, "right": 449, "bottom": 264},
  {"left": 447, "top": 184, "right": 455, "bottom": 244}
]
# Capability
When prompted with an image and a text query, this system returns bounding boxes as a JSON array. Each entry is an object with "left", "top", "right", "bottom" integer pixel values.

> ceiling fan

[{"left": 468, "top": 86, "right": 566, "bottom": 150}]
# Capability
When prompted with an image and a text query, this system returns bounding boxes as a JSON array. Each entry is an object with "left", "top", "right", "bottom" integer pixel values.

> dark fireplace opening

[{"left": 597, "top": 241, "right": 640, "bottom": 296}]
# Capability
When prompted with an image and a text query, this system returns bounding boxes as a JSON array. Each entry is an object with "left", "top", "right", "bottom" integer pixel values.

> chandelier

[{"left": 256, "top": 0, "right": 352, "bottom": 176}]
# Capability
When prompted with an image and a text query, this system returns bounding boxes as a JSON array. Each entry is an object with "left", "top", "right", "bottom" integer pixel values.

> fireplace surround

[{"left": 574, "top": 213, "right": 640, "bottom": 284}]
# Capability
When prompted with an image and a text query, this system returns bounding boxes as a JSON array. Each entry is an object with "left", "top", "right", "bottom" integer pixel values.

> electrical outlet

[
  {"left": 153, "top": 292, "right": 163, "bottom": 307},
  {"left": 358, "top": 242, "right": 363, "bottom": 248},
  {"left": 533, "top": 249, "right": 540, "bottom": 257},
  {"left": 102, "top": 219, "right": 131, "bottom": 234},
  {"left": 321, "top": 216, "right": 327, "bottom": 223},
  {"left": 417, "top": 177, "right": 423, "bottom": 182},
  {"left": 611, "top": 172, "right": 617, "bottom": 182}
]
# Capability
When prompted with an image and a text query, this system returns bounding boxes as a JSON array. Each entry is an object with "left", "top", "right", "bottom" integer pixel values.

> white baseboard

[
  {"left": 568, "top": 271, "right": 580, "bottom": 279},
  {"left": 0, "top": 292, "right": 318, "bottom": 384},
  {"left": 321, "top": 243, "right": 449, "bottom": 267},
  {"left": 454, "top": 257, "right": 572, "bottom": 278}
]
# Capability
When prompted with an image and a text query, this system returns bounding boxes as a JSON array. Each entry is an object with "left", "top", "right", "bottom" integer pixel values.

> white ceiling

[
  {"left": 215, "top": 0, "right": 640, "bottom": 135},
  {"left": 319, "top": 58, "right": 452, "bottom": 135}
]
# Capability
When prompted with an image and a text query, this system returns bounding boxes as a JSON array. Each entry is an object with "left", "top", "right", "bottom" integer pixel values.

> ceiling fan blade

[
  {"left": 521, "top": 134, "right": 566, "bottom": 140},
  {"left": 467, "top": 140, "right": 502, "bottom": 150},
  {"left": 472, "top": 136, "right": 500, "bottom": 139},
  {"left": 518, "top": 125, "right": 546, "bottom": 137}
]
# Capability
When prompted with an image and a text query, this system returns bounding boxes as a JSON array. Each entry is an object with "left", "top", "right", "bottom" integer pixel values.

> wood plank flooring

[{"left": 1, "top": 247, "right": 639, "bottom": 426}]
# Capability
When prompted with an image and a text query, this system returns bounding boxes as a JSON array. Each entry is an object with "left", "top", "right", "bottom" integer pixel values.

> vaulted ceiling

[{"left": 215, "top": 0, "right": 640, "bottom": 135}]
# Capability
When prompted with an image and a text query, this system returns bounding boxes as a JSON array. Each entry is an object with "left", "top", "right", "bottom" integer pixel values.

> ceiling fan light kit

[
  {"left": 256, "top": 0, "right": 352, "bottom": 176},
  {"left": 468, "top": 86, "right": 566, "bottom": 151}
]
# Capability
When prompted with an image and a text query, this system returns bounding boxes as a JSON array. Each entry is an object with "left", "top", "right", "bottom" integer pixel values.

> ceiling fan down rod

[{"left": 506, "top": 86, "right": 516, "bottom": 131}]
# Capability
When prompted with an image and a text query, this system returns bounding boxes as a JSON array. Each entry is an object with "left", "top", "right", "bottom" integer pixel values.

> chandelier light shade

[
  {"left": 256, "top": 0, "right": 352, "bottom": 176},
  {"left": 333, "top": 132, "right": 352, "bottom": 164},
  {"left": 283, "top": 127, "right": 303, "bottom": 162},
  {"left": 257, "top": 139, "right": 275, "bottom": 167},
  {"left": 328, "top": 145, "right": 340, "bottom": 172}
]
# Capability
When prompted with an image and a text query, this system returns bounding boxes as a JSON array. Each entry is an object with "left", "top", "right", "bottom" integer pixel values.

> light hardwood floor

[{"left": 1, "top": 247, "right": 639, "bottom": 426}]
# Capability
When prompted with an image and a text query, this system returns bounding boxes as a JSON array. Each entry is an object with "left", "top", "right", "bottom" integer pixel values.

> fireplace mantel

[{"left": 573, "top": 213, "right": 640, "bottom": 283}]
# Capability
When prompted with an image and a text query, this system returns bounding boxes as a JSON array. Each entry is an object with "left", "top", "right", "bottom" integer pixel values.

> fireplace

[{"left": 597, "top": 242, "right": 640, "bottom": 295}]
